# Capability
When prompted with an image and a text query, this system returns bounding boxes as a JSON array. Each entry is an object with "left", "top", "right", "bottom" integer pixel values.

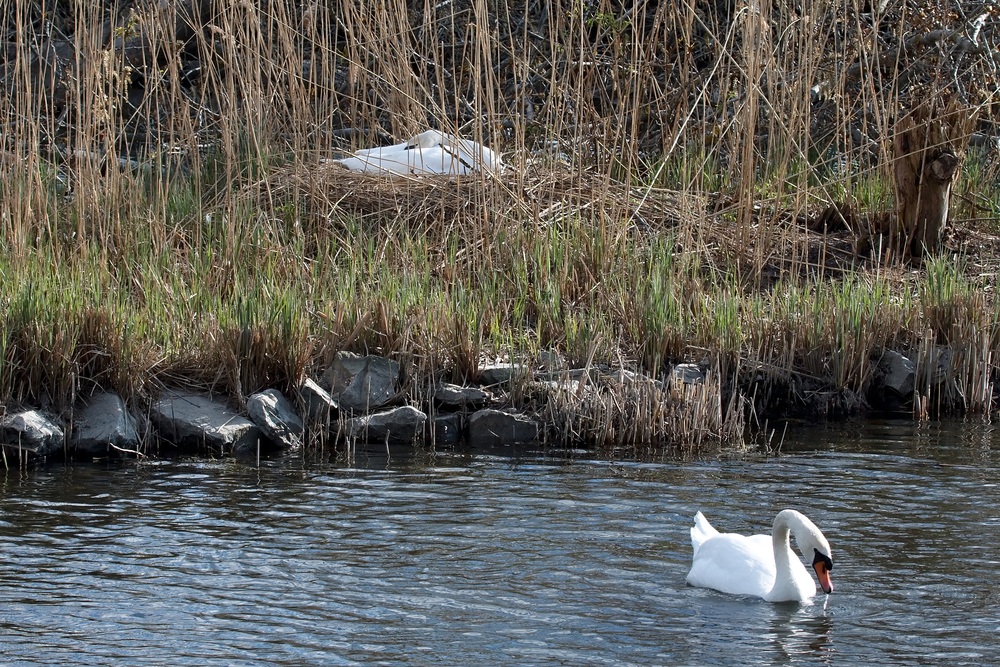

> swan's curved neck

[{"left": 771, "top": 519, "right": 795, "bottom": 580}]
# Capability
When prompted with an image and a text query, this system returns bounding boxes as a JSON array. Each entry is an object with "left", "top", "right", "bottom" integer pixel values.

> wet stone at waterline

[{"left": 149, "top": 390, "right": 266, "bottom": 456}]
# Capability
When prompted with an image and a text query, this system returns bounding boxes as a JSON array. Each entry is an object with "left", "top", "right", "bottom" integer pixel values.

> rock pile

[
  {"left": 0, "top": 345, "right": 951, "bottom": 466},
  {"left": 0, "top": 351, "right": 549, "bottom": 465}
]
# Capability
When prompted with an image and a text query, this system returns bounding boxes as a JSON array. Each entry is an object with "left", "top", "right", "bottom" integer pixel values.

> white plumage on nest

[{"left": 331, "top": 130, "right": 503, "bottom": 176}]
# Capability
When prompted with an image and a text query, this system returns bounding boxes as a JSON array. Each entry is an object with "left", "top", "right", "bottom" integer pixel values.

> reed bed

[{"left": 0, "top": 0, "right": 998, "bottom": 454}]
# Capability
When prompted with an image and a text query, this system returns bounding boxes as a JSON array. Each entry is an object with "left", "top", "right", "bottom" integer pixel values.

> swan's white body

[
  {"left": 333, "top": 130, "right": 503, "bottom": 176},
  {"left": 686, "top": 509, "right": 834, "bottom": 603}
]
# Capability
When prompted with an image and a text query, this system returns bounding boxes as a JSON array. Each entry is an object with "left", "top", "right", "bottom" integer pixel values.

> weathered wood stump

[{"left": 892, "top": 94, "right": 976, "bottom": 259}]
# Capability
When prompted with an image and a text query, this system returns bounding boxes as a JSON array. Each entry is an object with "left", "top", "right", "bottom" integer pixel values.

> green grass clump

[{"left": 1, "top": 0, "right": 998, "bottom": 453}]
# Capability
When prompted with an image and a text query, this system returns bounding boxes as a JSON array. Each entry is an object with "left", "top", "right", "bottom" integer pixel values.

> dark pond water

[{"left": 1, "top": 420, "right": 999, "bottom": 665}]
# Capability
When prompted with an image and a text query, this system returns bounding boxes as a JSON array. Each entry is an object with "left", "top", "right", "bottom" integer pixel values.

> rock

[
  {"left": 322, "top": 352, "right": 399, "bottom": 412},
  {"left": 927, "top": 346, "right": 953, "bottom": 386},
  {"left": 536, "top": 349, "right": 567, "bottom": 371},
  {"left": 434, "top": 383, "right": 490, "bottom": 409},
  {"left": 478, "top": 363, "right": 528, "bottom": 386},
  {"left": 0, "top": 410, "right": 64, "bottom": 458},
  {"left": 299, "top": 377, "right": 338, "bottom": 423},
  {"left": 671, "top": 363, "right": 704, "bottom": 385},
  {"left": 431, "top": 413, "right": 464, "bottom": 446},
  {"left": 535, "top": 378, "right": 586, "bottom": 394},
  {"left": 247, "top": 389, "right": 303, "bottom": 450},
  {"left": 872, "top": 349, "right": 918, "bottom": 413},
  {"left": 149, "top": 390, "right": 265, "bottom": 456},
  {"left": 468, "top": 409, "right": 539, "bottom": 447},
  {"left": 880, "top": 350, "right": 916, "bottom": 398},
  {"left": 605, "top": 368, "right": 661, "bottom": 388},
  {"left": 533, "top": 367, "right": 595, "bottom": 382},
  {"left": 343, "top": 405, "right": 427, "bottom": 444},
  {"left": 72, "top": 392, "right": 140, "bottom": 457}
]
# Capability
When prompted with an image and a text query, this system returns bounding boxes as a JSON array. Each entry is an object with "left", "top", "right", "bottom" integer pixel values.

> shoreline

[
  {"left": 2, "top": 1, "right": 998, "bottom": 464},
  {"left": 0, "top": 337, "right": 979, "bottom": 466}
]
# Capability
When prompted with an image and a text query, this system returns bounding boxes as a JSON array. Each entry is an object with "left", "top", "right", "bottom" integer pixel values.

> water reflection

[{"left": 766, "top": 602, "right": 833, "bottom": 664}]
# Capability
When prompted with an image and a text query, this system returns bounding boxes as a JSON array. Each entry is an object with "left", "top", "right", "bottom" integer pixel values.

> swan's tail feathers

[{"left": 690, "top": 511, "right": 719, "bottom": 556}]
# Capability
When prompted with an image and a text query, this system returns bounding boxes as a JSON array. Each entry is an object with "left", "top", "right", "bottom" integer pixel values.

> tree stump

[{"left": 892, "top": 94, "right": 976, "bottom": 259}]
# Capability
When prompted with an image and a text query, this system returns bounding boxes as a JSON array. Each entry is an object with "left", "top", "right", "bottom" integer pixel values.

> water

[{"left": 1, "top": 420, "right": 999, "bottom": 665}]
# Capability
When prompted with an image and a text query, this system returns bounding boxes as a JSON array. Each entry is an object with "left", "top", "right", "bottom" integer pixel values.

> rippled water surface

[{"left": 2, "top": 421, "right": 1000, "bottom": 665}]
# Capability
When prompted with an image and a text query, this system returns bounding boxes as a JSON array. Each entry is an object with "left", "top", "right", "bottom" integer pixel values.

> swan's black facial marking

[{"left": 813, "top": 549, "right": 833, "bottom": 572}]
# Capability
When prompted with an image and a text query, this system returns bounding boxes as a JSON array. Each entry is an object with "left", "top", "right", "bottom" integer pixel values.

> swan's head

[
  {"left": 811, "top": 547, "right": 833, "bottom": 594},
  {"left": 777, "top": 509, "right": 834, "bottom": 594},
  {"left": 406, "top": 130, "right": 449, "bottom": 150}
]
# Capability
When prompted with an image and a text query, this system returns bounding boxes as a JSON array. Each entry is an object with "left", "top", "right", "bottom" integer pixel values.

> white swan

[
  {"left": 686, "top": 509, "right": 834, "bottom": 602},
  {"left": 332, "top": 129, "right": 503, "bottom": 176}
]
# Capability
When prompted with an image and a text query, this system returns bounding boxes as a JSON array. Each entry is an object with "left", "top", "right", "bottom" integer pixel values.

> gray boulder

[
  {"left": 431, "top": 413, "right": 464, "bottom": 446},
  {"left": 300, "top": 377, "right": 338, "bottom": 423},
  {"left": 478, "top": 363, "right": 528, "bottom": 386},
  {"left": 534, "top": 367, "right": 595, "bottom": 382},
  {"left": 322, "top": 352, "right": 399, "bottom": 412},
  {"left": 150, "top": 390, "right": 265, "bottom": 456},
  {"left": 0, "top": 410, "right": 64, "bottom": 458},
  {"left": 927, "top": 346, "right": 953, "bottom": 386},
  {"left": 880, "top": 350, "right": 916, "bottom": 398},
  {"left": 247, "top": 389, "right": 303, "bottom": 450},
  {"left": 671, "top": 363, "right": 704, "bottom": 385},
  {"left": 72, "top": 392, "right": 140, "bottom": 457},
  {"left": 434, "top": 383, "right": 490, "bottom": 409},
  {"left": 343, "top": 405, "right": 427, "bottom": 444},
  {"left": 468, "top": 409, "right": 539, "bottom": 447},
  {"left": 536, "top": 349, "right": 567, "bottom": 371},
  {"left": 534, "top": 377, "right": 587, "bottom": 395}
]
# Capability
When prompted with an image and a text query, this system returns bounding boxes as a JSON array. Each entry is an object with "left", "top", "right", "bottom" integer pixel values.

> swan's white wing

[
  {"left": 334, "top": 146, "right": 451, "bottom": 175},
  {"left": 453, "top": 138, "right": 504, "bottom": 173},
  {"left": 334, "top": 131, "right": 500, "bottom": 175},
  {"left": 411, "top": 144, "right": 470, "bottom": 174},
  {"left": 333, "top": 149, "right": 415, "bottom": 174},
  {"left": 351, "top": 139, "right": 408, "bottom": 158},
  {"left": 690, "top": 511, "right": 719, "bottom": 556},
  {"left": 686, "top": 533, "right": 776, "bottom": 598}
]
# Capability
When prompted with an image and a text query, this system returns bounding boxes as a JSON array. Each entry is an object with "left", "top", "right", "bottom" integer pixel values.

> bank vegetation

[{"left": 1, "top": 0, "right": 999, "bottom": 454}]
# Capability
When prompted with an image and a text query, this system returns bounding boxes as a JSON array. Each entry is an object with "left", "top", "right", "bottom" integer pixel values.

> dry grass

[{"left": 0, "top": 0, "right": 998, "bottom": 452}]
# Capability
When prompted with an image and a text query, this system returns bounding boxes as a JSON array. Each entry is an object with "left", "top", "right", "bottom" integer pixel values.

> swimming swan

[
  {"left": 686, "top": 509, "right": 834, "bottom": 602},
  {"left": 333, "top": 129, "right": 503, "bottom": 176}
]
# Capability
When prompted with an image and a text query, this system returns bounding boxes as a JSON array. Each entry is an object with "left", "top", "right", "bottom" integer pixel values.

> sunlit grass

[{"left": 0, "top": 0, "right": 998, "bottom": 452}]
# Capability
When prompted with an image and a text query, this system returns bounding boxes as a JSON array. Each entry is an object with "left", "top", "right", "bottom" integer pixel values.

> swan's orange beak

[{"left": 814, "top": 561, "right": 833, "bottom": 594}]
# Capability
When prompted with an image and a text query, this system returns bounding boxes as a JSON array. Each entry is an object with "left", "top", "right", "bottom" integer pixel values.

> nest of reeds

[{"left": 258, "top": 160, "right": 707, "bottom": 240}]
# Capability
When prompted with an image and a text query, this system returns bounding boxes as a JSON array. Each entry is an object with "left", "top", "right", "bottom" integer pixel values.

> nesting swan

[
  {"left": 686, "top": 509, "right": 834, "bottom": 603},
  {"left": 332, "top": 129, "right": 503, "bottom": 176}
]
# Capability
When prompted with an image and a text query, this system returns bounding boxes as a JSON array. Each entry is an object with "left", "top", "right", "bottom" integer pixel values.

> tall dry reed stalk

[{"left": 0, "top": 1, "right": 996, "bottom": 449}]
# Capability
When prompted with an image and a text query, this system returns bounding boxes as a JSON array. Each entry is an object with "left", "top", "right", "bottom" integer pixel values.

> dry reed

[{"left": 0, "top": 0, "right": 998, "bottom": 453}]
